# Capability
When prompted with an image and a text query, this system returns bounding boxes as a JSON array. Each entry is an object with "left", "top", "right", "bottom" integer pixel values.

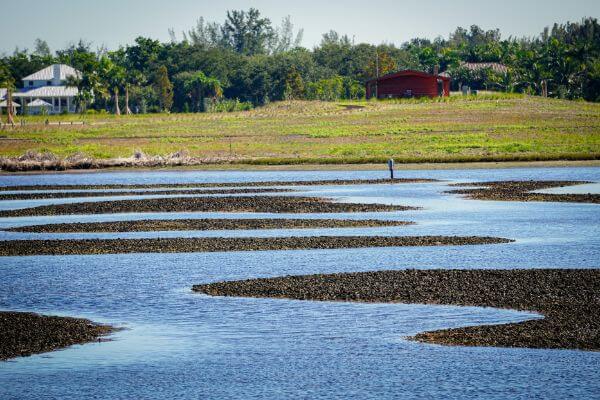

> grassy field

[{"left": 1, "top": 93, "right": 599, "bottom": 166}]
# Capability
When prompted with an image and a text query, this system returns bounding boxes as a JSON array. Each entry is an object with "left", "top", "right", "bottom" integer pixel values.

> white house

[
  {"left": 0, "top": 88, "right": 18, "bottom": 115},
  {"left": 11, "top": 64, "right": 81, "bottom": 114}
]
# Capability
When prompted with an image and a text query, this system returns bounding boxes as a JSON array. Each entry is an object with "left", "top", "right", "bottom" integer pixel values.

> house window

[
  {"left": 60, "top": 98, "right": 67, "bottom": 107},
  {"left": 47, "top": 81, "right": 52, "bottom": 86},
  {"left": 28, "top": 81, "right": 33, "bottom": 87}
]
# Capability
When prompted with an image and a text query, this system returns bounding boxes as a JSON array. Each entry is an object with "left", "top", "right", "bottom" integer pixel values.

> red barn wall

[{"left": 377, "top": 75, "right": 438, "bottom": 98}]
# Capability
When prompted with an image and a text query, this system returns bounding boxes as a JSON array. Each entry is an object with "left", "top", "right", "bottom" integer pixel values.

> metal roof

[
  {"left": 366, "top": 69, "right": 451, "bottom": 84},
  {"left": 13, "top": 86, "right": 78, "bottom": 98},
  {"left": 27, "top": 99, "right": 53, "bottom": 107},
  {"left": 21, "top": 64, "right": 81, "bottom": 81},
  {"left": 460, "top": 62, "right": 509, "bottom": 74},
  {"left": 0, "top": 100, "right": 20, "bottom": 107}
]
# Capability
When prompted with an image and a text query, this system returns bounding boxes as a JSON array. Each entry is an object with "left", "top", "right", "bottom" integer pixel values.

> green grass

[{"left": 1, "top": 93, "right": 599, "bottom": 165}]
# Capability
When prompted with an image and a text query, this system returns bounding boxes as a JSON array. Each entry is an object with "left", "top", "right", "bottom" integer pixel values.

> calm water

[{"left": 0, "top": 167, "right": 599, "bottom": 399}]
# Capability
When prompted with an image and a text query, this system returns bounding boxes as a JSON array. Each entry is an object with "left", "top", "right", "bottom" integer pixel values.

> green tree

[
  {"left": 63, "top": 51, "right": 104, "bottom": 113},
  {"left": 154, "top": 66, "right": 173, "bottom": 112},
  {"left": 176, "top": 71, "right": 223, "bottom": 111},
  {"left": 365, "top": 51, "right": 396, "bottom": 79},
  {"left": 284, "top": 67, "right": 304, "bottom": 99},
  {"left": 100, "top": 57, "right": 126, "bottom": 115},
  {"left": 221, "top": 8, "right": 274, "bottom": 55},
  {"left": 33, "top": 39, "right": 51, "bottom": 57}
]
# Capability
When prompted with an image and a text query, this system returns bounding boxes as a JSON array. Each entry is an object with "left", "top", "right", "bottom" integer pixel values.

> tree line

[{"left": 1, "top": 10, "right": 599, "bottom": 116}]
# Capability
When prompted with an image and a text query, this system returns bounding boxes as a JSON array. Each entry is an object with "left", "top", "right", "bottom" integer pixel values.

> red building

[{"left": 365, "top": 70, "right": 451, "bottom": 99}]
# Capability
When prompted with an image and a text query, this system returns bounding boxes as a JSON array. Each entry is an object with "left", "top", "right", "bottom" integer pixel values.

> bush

[{"left": 205, "top": 98, "right": 254, "bottom": 112}]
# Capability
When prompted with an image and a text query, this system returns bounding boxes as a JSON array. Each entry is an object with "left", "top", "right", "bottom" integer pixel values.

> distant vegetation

[{"left": 1, "top": 11, "right": 600, "bottom": 116}]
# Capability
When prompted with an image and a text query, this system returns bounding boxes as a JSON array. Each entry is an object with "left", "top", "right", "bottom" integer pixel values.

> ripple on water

[{"left": 0, "top": 167, "right": 599, "bottom": 399}]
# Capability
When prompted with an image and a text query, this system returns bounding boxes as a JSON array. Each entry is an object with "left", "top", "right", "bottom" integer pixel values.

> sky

[{"left": 1, "top": 0, "right": 599, "bottom": 54}]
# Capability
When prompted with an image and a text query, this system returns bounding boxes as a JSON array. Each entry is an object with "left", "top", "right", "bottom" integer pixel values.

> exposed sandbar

[
  {"left": 0, "top": 311, "right": 114, "bottom": 360},
  {"left": 0, "top": 187, "right": 291, "bottom": 201},
  {"left": 447, "top": 180, "right": 599, "bottom": 203},
  {"left": 0, "top": 178, "right": 436, "bottom": 192},
  {"left": 193, "top": 269, "right": 600, "bottom": 351},
  {"left": 0, "top": 196, "right": 415, "bottom": 217},
  {"left": 0, "top": 236, "right": 512, "bottom": 256},
  {"left": 6, "top": 218, "right": 413, "bottom": 233}
]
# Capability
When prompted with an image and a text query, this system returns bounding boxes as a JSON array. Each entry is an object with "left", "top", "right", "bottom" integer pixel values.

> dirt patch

[
  {"left": 193, "top": 269, "right": 600, "bottom": 351},
  {"left": 7, "top": 218, "right": 413, "bottom": 233},
  {"left": 339, "top": 104, "right": 366, "bottom": 111},
  {"left": 447, "top": 180, "right": 599, "bottom": 204},
  {"left": 0, "top": 196, "right": 416, "bottom": 217},
  {"left": 0, "top": 178, "right": 436, "bottom": 192},
  {"left": 0, "top": 311, "right": 114, "bottom": 360},
  {"left": 0, "top": 236, "right": 512, "bottom": 256},
  {"left": 0, "top": 187, "right": 291, "bottom": 201}
]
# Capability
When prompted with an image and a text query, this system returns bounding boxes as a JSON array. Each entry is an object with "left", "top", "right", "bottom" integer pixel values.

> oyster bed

[
  {"left": 0, "top": 195, "right": 416, "bottom": 217},
  {"left": 0, "top": 236, "right": 512, "bottom": 256},
  {"left": 0, "top": 311, "right": 114, "bottom": 360},
  {"left": 447, "top": 180, "right": 599, "bottom": 203},
  {"left": 193, "top": 269, "right": 600, "bottom": 351},
  {"left": 6, "top": 218, "right": 413, "bottom": 233}
]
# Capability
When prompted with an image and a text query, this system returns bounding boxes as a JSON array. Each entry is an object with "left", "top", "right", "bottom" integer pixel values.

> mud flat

[
  {"left": 0, "top": 187, "right": 291, "bottom": 201},
  {"left": 0, "top": 236, "right": 511, "bottom": 256},
  {"left": 7, "top": 218, "right": 413, "bottom": 233},
  {"left": 0, "top": 196, "right": 415, "bottom": 217},
  {"left": 0, "top": 178, "right": 437, "bottom": 192},
  {"left": 0, "top": 311, "right": 114, "bottom": 360},
  {"left": 447, "top": 180, "right": 599, "bottom": 204},
  {"left": 193, "top": 269, "right": 600, "bottom": 351}
]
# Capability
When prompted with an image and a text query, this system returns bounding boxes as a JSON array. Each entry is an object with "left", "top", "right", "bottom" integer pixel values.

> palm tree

[
  {"left": 65, "top": 69, "right": 104, "bottom": 113},
  {"left": 0, "top": 68, "right": 15, "bottom": 125},
  {"left": 183, "top": 72, "right": 223, "bottom": 112},
  {"left": 99, "top": 58, "right": 126, "bottom": 115},
  {"left": 6, "top": 88, "right": 15, "bottom": 125},
  {"left": 123, "top": 70, "right": 144, "bottom": 115}
]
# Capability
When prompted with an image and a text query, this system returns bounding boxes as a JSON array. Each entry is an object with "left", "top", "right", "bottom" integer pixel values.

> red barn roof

[{"left": 366, "top": 69, "right": 450, "bottom": 84}]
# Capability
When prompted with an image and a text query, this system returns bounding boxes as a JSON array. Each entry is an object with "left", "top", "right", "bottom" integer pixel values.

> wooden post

[{"left": 387, "top": 158, "right": 394, "bottom": 180}]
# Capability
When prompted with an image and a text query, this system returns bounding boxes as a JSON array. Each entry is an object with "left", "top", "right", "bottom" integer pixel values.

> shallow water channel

[{"left": 0, "top": 167, "right": 599, "bottom": 399}]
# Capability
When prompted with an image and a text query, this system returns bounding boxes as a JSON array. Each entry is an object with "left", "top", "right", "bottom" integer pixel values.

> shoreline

[
  {"left": 1, "top": 160, "right": 599, "bottom": 175},
  {"left": 193, "top": 269, "right": 600, "bottom": 351},
  {"left": 0, "top": 311, "right": 114, "bottom": 361}
]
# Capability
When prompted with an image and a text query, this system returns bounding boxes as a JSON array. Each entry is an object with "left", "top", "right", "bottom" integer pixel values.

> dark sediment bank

[
  {"left": 0, "top": 196, "right": 415, "bottom": 217},
  {"left": 0, "top": 236, "right": 511, "bottom": 256},
  {"left": 7, "top": 218, "right": 413, "bottom": 233},
  {"left": 0, "top": 187, "right": 291, "bottom": 201},
  {"left": 0, "top": 311, "right": 114, "bottom": 360},
  {"left": 447, "top": 180, "right": 599, "bottom": 204},
  {"left": 193, "top": 269, "right": 600, "bottom": 351},
  {"left": 0, "top": 178, "right": 436, "bottom": 192}
]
